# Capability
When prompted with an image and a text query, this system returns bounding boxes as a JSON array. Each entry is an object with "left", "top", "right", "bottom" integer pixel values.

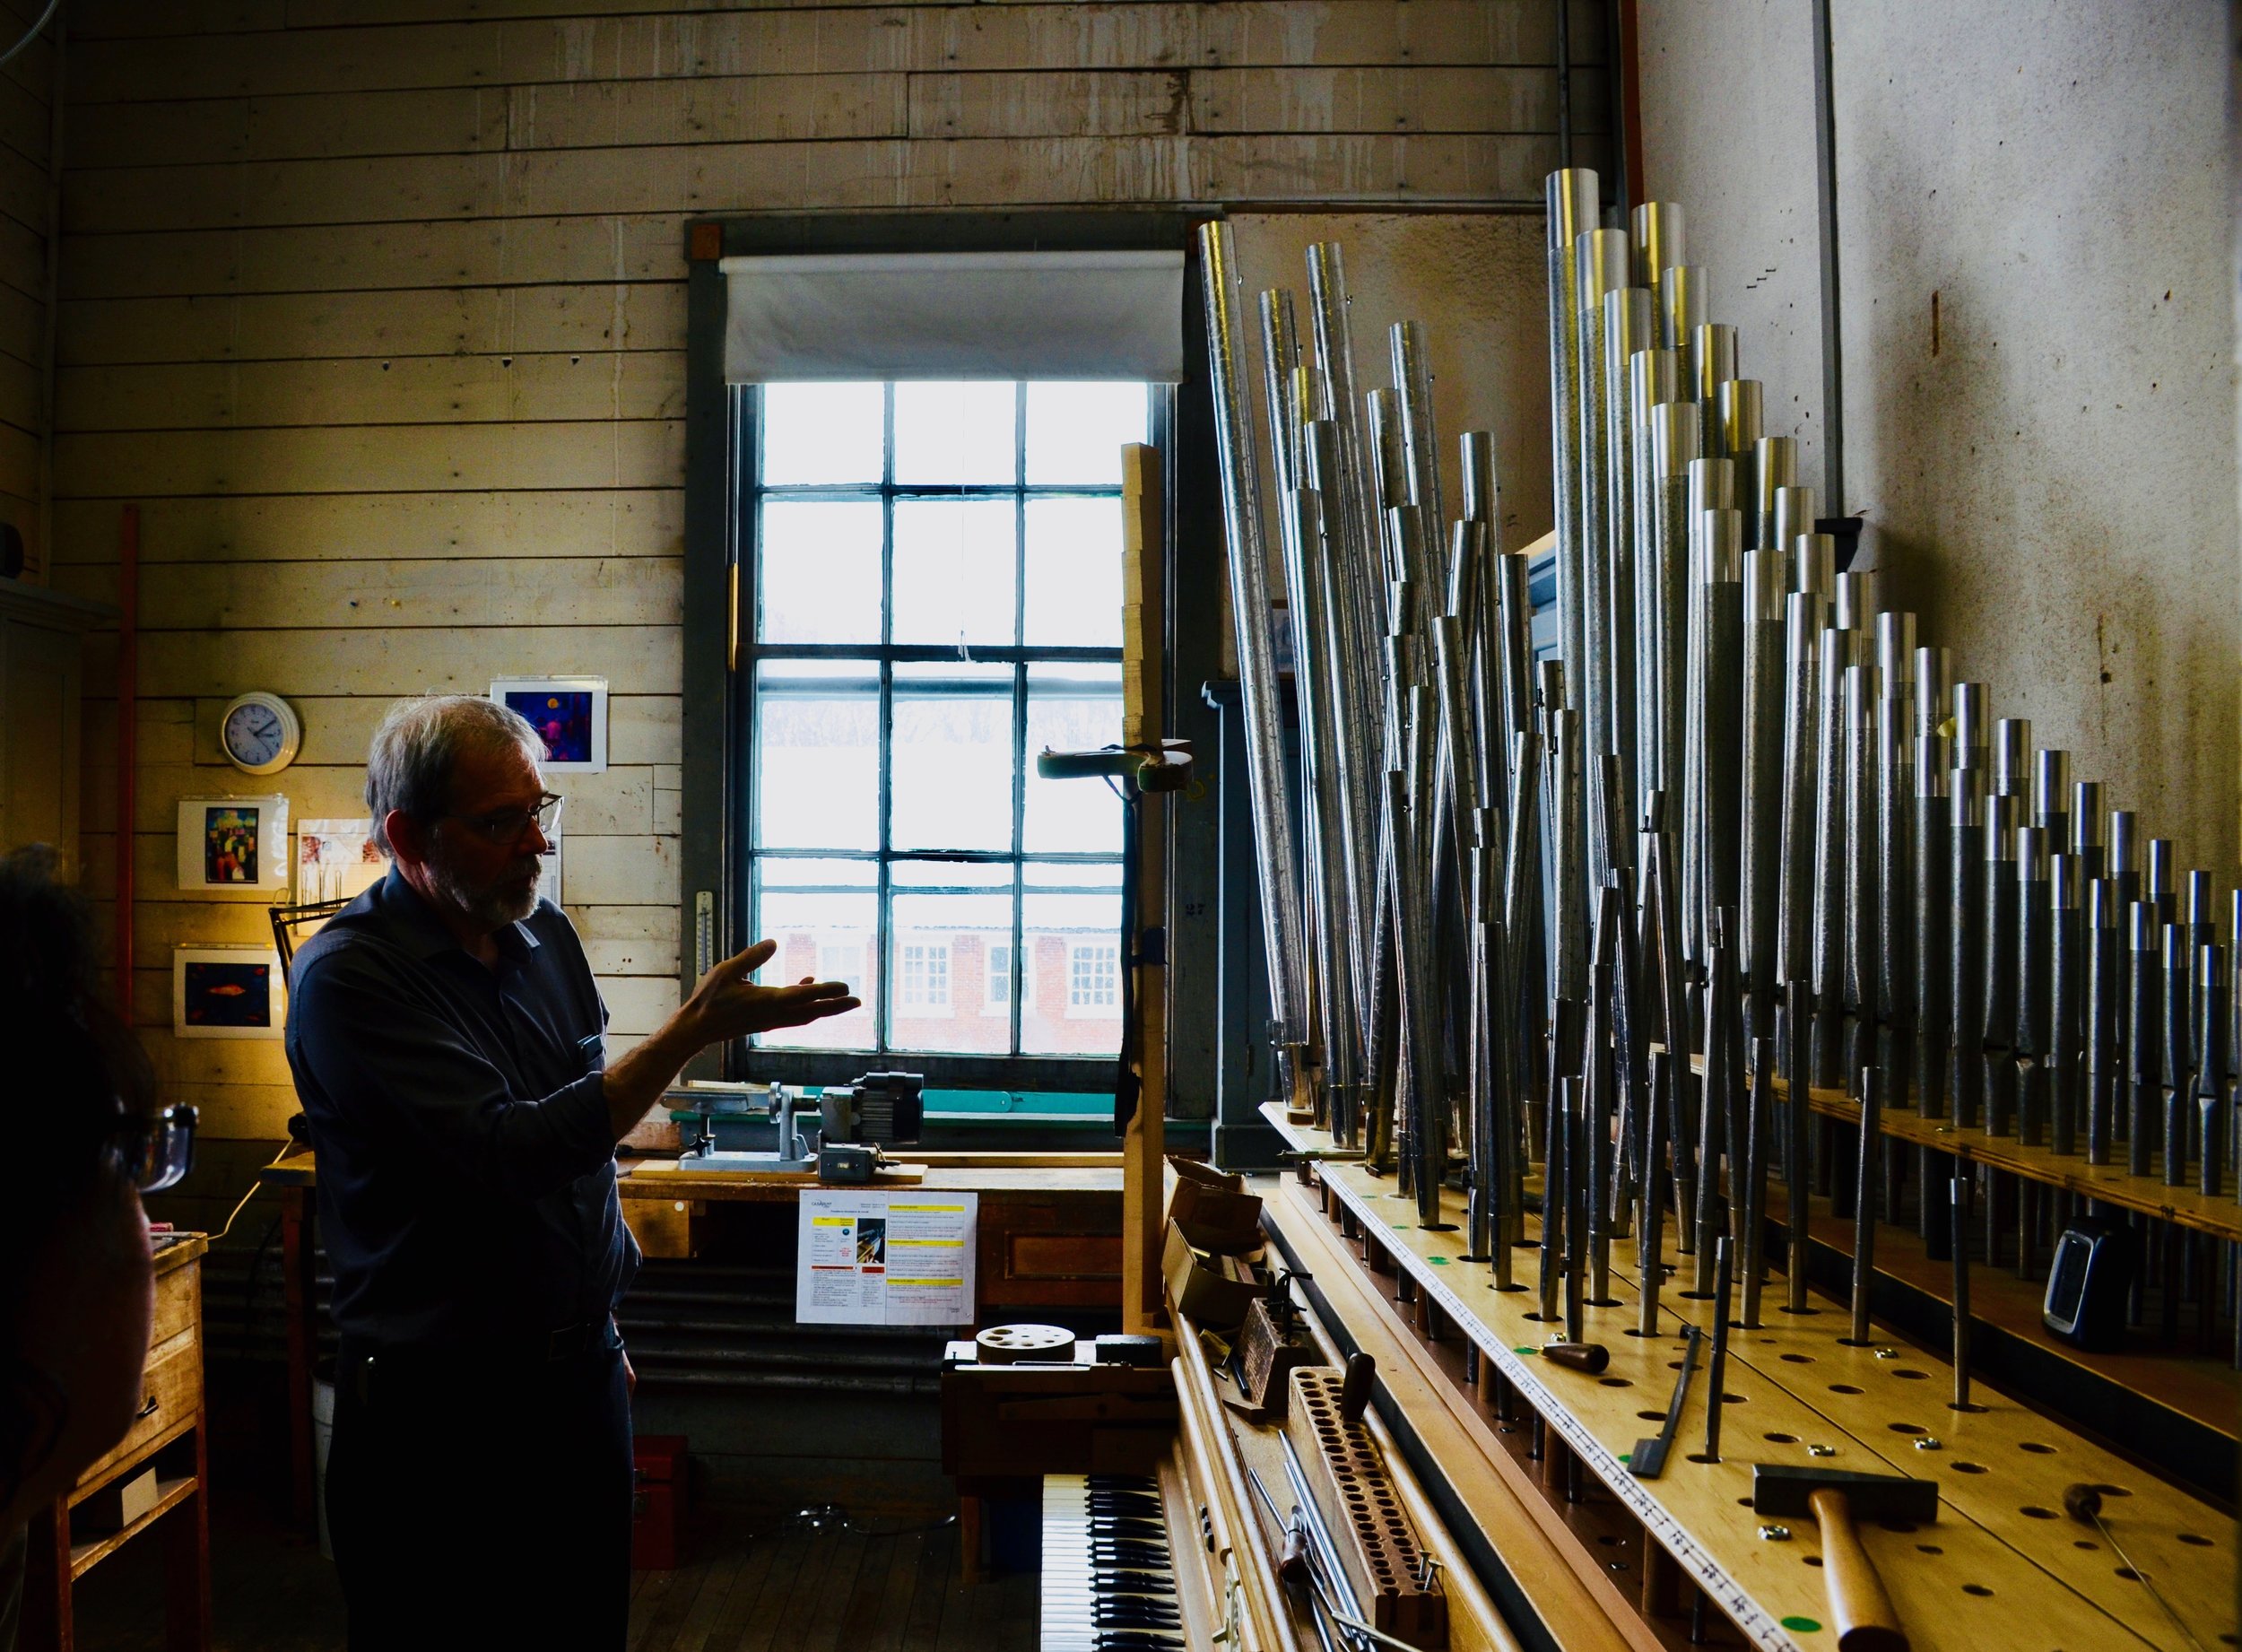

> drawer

[
  {"left": 149, "top": 1257, "right": 200, "bottom": 1349},
  {"left": 73, "top": 1331, "right": 201, "bottom": 1495}
]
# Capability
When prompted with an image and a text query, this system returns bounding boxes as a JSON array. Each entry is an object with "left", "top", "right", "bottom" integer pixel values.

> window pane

[
  {"left": 1024, "top": 663, "right": 1124, "bottom": 855},
  {"left": 1024, "top": 382, "right": 1147, "bottom": 485},
  {"left": 755, "top": 661, "right": 878, "bottom": 850},
  {"left": 891, "top": 865, "right": 1012, "bottom": 1054},
  {"left": 1024, "top": 496, "right": 1123, "bottom": 648},
  {"left": 1021, "top": 871, "right": 1123, "bottom": 1056},
  {"left": 893, "top": 381, "right": 1016, "bottom": 486},
  {"left": 985, "top": 943, "right": 1020, "bottom": 1014},
  {"left": 891, "top": 662, "right": 1014, "bottom": 852},
  {"left": 760, "top": 499, "right": 882, "bottom": 644},
  {"left": 892, "top": 498, "right": 1017, "bottom": 648},
  {"left": 761, "top": 382, "right": 884, "bottom": 485},
  {"left": 755, "top": 859, "right": 877, "bottom": 1051}
]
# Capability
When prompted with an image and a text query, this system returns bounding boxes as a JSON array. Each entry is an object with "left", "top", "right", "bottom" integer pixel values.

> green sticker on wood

[
  {"left": 1428, "top": 1256, "right": 1449, "bottom": 1265},
  {"left": 1780, "top": 1617, "right": 1823, "bottom": 1634},
  {"left": 1514, "top": 1345, "right": 1539, "bottom": 1356}
]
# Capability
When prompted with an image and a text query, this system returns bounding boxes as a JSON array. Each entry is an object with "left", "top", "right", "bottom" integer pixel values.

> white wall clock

[{"left": 221, "top": 691, "right": 301, "bottom": 776}]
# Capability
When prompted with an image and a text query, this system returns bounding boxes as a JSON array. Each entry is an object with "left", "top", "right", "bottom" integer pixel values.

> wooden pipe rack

[
  {"left": 1786, "top": 1075, "right": 2242, "bottom": 1242},
  {"left": 1259, "top": 1109, "right": 2237, "bottom": 1652}
]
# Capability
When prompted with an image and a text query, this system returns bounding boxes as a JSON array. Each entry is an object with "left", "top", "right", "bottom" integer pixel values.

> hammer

[{"left": 1751, "top": 1465, "right": 1938, "bottom": 1652}]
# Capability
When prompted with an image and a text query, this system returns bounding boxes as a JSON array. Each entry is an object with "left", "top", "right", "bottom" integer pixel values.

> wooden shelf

[
  {"left": 68, "top": 1474, "right": 196, "bottom": 1580},
  {"left": 1794, "top": 1082, "right": 2242, "bottom": 1241},
  {"left": 1648, "top": 1053, "right": 2242, "bottom": 1242}
]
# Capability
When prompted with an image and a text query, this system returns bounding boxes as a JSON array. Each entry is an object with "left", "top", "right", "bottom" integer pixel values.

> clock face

[
  {"left": 222, "top": 694, "right": 298, "bottom": 773},
  {"left": 225, "top": 700, "right": 284, "bottom": 765}
]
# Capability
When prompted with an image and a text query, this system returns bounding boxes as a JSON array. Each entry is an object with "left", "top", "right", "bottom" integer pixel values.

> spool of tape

[{"left": 975, "top": 1323, "right": 1075, "bottom": 1365}]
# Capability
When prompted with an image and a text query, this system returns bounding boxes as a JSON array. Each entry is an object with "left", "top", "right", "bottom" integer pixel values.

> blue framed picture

[
  {"left": 491, "top": 676, "right": 608, "bottom": 772},
  {"left": 173, "top": 946, "right": 285, "bottom": 1039}
]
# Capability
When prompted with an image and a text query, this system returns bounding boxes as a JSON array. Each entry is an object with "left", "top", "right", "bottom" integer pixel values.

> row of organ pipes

[{"left": 1197, "top": 170, "right": 2242, "bottom": 1364}]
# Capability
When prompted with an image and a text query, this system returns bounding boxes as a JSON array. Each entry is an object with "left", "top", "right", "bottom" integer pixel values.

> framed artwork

[
  {"left": 176, "top": 796, "right": 291, "bottom": 897},
  {"left": 174, "top": 945, "right": 285, "bottom": 1039},
  {"left": 297, "top": 818, "right": 386, "bottom": 904},
  {"left": 491, "top": 675, "right": 608, "bottom": 773}
]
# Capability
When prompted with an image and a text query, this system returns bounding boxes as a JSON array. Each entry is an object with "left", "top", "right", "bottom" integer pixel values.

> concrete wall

[
  {"left": 1231, "top": 211, "right": 1554, "bottom": 554},
  {"left": 50, "top": 0, "right": 1605, "bottom": 1161},
  {"left": 1633, "top": 1, "right": 1824, "bottom": 498},
  {"left": 1638, "top": 0, "right": 2238, "bottom": 874}
]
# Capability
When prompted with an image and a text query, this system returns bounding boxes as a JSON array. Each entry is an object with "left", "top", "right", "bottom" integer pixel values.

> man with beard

[{"left": 286, "top": 696, "right": 858, "bottom": 1648}]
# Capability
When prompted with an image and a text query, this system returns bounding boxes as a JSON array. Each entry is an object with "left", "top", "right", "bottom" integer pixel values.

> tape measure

[{"left": 975, "top": 1324, "right": 1076, "bottom": 1364}]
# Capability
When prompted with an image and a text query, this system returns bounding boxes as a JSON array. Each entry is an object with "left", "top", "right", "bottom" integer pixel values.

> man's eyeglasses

[
  {"left": 446, "top": 792, "right": 564, "bottom": 847},
  {"left": 110, "top": 1102, "right": 198, "bottom": 1194}
]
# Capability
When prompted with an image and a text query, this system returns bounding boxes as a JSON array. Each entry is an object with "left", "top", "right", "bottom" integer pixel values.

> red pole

[{"left": 114, "top": 502, "right": 136, "bottom": 1010}]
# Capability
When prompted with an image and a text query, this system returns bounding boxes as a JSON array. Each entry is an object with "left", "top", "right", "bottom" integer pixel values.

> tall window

[{"left": 743, "top": 379, "right": 1150, "bottom": 1065}]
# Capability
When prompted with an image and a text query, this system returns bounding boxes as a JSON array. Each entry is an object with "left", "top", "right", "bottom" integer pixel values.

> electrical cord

[
  {"left": 209, "top": 1141, "right": 295, "bottom": 1243},
  {"left": 0, "top": 0, "right": 58, "bottom": 74}
]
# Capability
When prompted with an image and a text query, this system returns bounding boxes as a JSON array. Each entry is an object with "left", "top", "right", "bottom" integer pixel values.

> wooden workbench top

[
  {"left": 150, "top": 1232, "right": 206, "bottom": 1274},
  {"left": 619, "top": 1155, "right": 1123, "bottom": 1201},
  {"left": 1264, "top": 1114, "right": 2238, "bottom": 1652},
  {"left": 261, "top": 1148, "right": 1122, "bottom": 1200}
]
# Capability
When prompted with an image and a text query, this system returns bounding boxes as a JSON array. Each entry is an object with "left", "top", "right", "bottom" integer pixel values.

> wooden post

[{"left": 1120, "top": 443, "right": 1167, "bottom": 1335}]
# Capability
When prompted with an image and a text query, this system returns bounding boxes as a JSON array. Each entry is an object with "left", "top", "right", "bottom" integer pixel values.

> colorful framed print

[
  {"left": 173, "top": 945, "right": 286, "bottom": 1039},
  {"left": 490, "top": 676, "right": 608, "bottom": 774},
  {"left": 175, "top": 796, "right": 291, "bottom": 897}
]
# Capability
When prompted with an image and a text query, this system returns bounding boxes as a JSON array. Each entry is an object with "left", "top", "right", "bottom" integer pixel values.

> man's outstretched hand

[
  {"left": 682, "top": 939, "right": 860, "bottom": 1042},
  {"left": 601, "top": 939, "right": 860, "bottom": 1140}
]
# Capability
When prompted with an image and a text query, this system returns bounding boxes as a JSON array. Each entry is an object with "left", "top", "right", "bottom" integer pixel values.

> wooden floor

[
  {"left": 67, "top": 1494, "right": 1035, "bottom": 1651},
  {"left": 629, "top": 1518, "right": 1037, "bottom": 1652}
]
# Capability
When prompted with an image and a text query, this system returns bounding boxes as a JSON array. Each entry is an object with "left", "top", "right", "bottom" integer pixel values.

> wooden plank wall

[
  {"left": 51, "top": 0, "right": 1607, "bottom": 1143},
  {"left": 0, "top": 1, "right": 54, "bottom": 576}
]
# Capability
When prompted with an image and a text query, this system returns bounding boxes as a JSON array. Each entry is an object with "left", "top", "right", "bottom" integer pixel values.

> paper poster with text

[{"left": 795, "top": 1188, "right": 978, "bottom": 1326}]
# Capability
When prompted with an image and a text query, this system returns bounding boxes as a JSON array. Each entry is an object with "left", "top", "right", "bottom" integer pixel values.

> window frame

[
  {"left": 681, "top": 211, "right": 1201, "bottom": 1095},
  {"left": 736, "top": 380, "right": 1160, "bottom": 1075}
]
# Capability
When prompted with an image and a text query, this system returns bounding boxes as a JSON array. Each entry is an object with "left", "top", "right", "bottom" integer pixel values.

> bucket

[{"left": 312, "top": 1376, "right": 335, "bottom": 1560}]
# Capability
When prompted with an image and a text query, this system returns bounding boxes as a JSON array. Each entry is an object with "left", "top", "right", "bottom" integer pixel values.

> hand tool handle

[
  {"left": 1808, "top": 1487, "right": 1909, "bottom": 1652},
  {"left": 1338, "top": 1350, "right": 1376, "bottom": 1422},
  {"left": 1541, "top": 1341, "right": 1610, "bottom": 1373}
]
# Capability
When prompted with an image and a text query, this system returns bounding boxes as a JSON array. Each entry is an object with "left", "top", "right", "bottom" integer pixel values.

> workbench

[
  {"left": 20, "top": 1234, "right": 211, "bottom": 1652},
  {"left": 257, "top": 1150, "right": 1125, "bottom": 1527},
  {"left": 1260, "top": 1111, "right": 2238, "bottom": 1652}
]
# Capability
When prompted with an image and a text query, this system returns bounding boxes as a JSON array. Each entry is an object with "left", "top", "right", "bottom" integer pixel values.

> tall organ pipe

[
  {"left": 1545, "top": 169, "right": 1600, "bottom": 772},
  {"left": 1197, "top": 222, "right": 1310, "bottom": 1103}
]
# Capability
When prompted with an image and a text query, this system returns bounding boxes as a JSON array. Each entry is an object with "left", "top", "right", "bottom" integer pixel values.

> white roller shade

[{"left": 721, "top": 249, "right": 1185, "bottom": 383}]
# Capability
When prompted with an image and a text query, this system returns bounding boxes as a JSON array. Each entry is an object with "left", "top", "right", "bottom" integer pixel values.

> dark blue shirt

[{"left": 283, "top": 865, "right": 639, "bottom": 1347}]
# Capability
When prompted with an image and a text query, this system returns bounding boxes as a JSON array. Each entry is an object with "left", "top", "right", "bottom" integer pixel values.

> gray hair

[{"left": 365, "top": 695, "right": 545, "bottom": 854}]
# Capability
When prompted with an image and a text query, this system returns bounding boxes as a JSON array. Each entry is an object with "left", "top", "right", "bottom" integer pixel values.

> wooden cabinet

[
  {"left": 0, "top": 576, "right": 109, "bottom": 879},
  {"left": 21, "top": 1235, "right": 212, "bottom": 1652}
]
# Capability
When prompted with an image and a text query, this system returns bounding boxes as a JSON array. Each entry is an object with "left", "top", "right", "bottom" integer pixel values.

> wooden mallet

[{"left": 1751, "top": 1465, "right": 1939, "bottom": 1652}]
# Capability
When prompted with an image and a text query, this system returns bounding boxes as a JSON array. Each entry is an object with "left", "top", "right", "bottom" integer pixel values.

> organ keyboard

[{"left": 1039, "top": 1472, "right": 1190, "bottom": 1652}]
